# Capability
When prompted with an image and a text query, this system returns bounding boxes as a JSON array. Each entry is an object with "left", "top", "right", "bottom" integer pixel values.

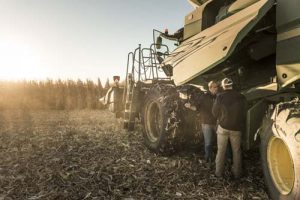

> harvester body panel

[{"left": 162, "top": 0, "right": 273, "bottom": 86}]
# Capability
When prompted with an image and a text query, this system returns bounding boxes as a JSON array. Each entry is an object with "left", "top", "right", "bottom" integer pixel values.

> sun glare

[{"left": 0, "top": 40, "right": 44, "bottom": 80}]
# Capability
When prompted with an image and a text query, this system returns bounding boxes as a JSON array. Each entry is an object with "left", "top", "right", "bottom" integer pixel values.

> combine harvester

[{"left": 103, "top": 0, "right": 300, "bottom": 199}]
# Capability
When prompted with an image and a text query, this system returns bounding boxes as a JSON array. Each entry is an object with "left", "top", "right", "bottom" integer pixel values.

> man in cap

[{"left": 212, "top": 78, "right": 246, "bottom": 179}]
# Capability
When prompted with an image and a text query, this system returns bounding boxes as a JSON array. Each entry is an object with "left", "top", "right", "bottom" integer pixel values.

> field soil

[{"left": 0, "top": 109, "right": 269, "bottom": 199}]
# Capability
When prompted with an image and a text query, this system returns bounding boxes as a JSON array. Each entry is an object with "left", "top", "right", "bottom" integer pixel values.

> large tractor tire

[
  {"left": 141, "top": 84, "right": 181, "bottom": 154},
  {"left": 260, "top": 99, "right": 300, "bottom": 200}
]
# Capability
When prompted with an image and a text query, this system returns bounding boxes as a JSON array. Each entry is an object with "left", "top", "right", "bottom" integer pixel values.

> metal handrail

[{"left": 125, "top": 37, "right": 171, "bottom": 84}]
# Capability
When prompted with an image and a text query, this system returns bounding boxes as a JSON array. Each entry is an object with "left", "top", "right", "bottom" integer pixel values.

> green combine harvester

[{"left": 103, "top": 0, "right": 300, "bottom": 199}]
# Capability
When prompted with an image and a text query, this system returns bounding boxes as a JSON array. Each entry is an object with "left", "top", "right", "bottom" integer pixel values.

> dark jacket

[
  {"left": 196, "top": 92, "right": 217, "bottom": 125},
  {"left": 212, "top": 89, "right": 247, "bottom": 131}
]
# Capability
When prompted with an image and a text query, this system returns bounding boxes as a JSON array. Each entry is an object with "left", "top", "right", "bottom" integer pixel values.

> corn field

[{"left": 0, "top": 79, "right": 110, "bottom": 110}]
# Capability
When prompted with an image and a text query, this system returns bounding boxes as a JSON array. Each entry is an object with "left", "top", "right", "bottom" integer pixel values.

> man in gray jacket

[{"left": 212, "top": 78, "right": 246, "bottom": 179}]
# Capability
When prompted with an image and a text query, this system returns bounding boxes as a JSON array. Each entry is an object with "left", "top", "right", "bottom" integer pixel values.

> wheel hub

[{"left": 145, "top": 101, "right": 163, "bottom": 143}]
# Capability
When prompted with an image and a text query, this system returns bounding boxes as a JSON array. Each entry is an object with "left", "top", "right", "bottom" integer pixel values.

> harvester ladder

[
  {"left": 123, "top": 52, "right": 136, "bottom": 131},
  {"left": 123, "top": 43, "right": 170, "bottom": 131}
]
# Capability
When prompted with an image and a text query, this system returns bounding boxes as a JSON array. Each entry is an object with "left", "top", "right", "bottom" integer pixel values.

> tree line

[{"left": 0, "top": 78, "right": 111, "bottom": 110}]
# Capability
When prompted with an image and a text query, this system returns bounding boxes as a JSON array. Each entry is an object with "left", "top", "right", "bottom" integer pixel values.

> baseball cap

[{"left": 221, "top": 78, "right": 233, "bottom": 87}]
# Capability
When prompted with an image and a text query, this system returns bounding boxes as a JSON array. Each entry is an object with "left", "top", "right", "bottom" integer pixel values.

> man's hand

[
  {"left": 185, "top": 102, "right": 196, "bottom": 111},
  {"left": 184, "top": 102, "right": 191, "bottom": 108}
]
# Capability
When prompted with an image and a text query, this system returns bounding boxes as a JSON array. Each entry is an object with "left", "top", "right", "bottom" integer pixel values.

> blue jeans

[{"left": 202, "top": 124, "right": 216, "bottom": 161}]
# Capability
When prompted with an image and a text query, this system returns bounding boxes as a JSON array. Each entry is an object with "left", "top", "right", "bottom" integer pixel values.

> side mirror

[{"left": 156, "top": 36, "right": 162, "bottom": 49}]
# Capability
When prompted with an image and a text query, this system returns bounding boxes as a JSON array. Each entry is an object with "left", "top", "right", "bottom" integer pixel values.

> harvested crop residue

[{"left": 0, "top": 110, "right": 268, "bottom": 199}]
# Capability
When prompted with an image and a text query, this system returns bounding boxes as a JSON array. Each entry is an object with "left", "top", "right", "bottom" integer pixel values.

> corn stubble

[{"left": 0, "top": 110, "right": 268, "bottom": 199}]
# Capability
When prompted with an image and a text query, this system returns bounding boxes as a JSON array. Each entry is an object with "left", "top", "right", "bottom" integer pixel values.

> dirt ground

[{"left": 0, "top": 109, "right": 269, "bottom": 199}]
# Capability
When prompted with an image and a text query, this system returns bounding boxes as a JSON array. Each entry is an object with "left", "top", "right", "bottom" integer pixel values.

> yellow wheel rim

[{"left": 267, "top": 136, "right": 295, "bottom": 195}]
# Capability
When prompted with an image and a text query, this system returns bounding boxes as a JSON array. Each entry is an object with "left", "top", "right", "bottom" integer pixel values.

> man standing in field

[
  {"left": 212, "top": 78, "right": 246, "bottom": 179},
  {"left": 185, "top": 80, "right": 218, "bottom": 166},
  {"left": 198, "top": 81, "right": 218, "bottom": 166}
]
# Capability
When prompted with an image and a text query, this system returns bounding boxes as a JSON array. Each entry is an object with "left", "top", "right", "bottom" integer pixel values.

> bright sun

[{"left": 0, "top": 40, "right": 44, "bottom": 80}]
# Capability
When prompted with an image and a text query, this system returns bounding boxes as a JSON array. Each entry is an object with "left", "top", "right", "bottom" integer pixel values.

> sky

[{"left": 0, "top": 0, "right": 193, "bottom": 82}]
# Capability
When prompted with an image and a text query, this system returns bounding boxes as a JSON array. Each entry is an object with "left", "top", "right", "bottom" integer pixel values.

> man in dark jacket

[
  {"left": 212, "top": 78, "right": 246, "bottom": 178},
  {"left": 197, "top": 81, "right": 218, "bottom": 164},
  {"left": 184, "top": 81, "right": 218, "bottom": 165}
]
